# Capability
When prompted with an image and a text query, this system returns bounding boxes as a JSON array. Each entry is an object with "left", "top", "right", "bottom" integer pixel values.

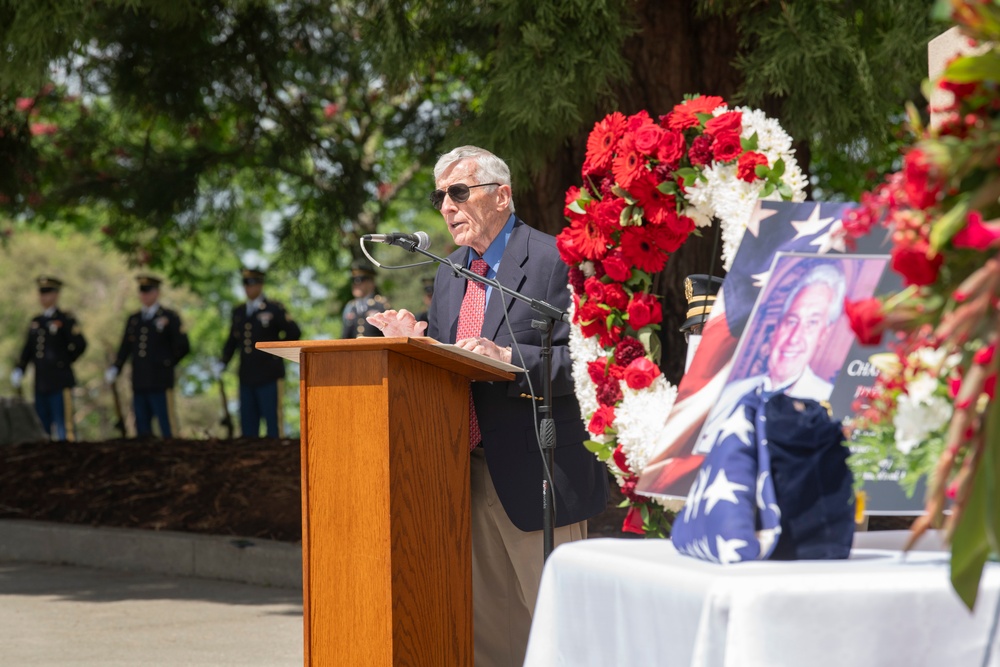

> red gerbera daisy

[
  {"left": 620, "top": 225, "right": 670, "bottom": 273},
  {"left": 612, "top": 136, "right": 647, "bottom": 191},
  {"left": 584, "top": 111, "right": 627, "bottom": 173},
  {"left": 664, "top": 95, "right": 726, "bottom": 131}
]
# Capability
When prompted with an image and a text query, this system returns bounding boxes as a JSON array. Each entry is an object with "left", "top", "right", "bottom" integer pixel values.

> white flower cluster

[
  {"left": 682, "top": 105, "right": 807, "bottom": 271},
  {"left": 892, "top": 348, "right": 959, "bottom": 455},
  {"left": 614, "top": 379, "right": 678, "bottom": 473}
]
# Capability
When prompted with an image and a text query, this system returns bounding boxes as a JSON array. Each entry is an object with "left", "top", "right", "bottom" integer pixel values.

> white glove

[
  {"left": 211, "top": 360, "right": 226, "bottom": 378},
  {"left": 10, "top": 368, "right": 23, "bottom": 389},
  {"left": 104, "top": 366, "right": 119, "bottom": 384}
]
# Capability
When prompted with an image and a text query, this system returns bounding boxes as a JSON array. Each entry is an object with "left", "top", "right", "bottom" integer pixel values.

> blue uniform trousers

[
  {"left": 133, "top": 389, "right": 175, "bottom": 438},
  {"left": 239, "top": 381, "right": 281, "bottom": 438},
  {"left": 34, "top": 389, "right": 73, "bottom": 441}
]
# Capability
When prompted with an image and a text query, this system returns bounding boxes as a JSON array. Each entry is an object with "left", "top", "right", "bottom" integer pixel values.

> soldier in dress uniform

[
  {"left": 215, "top": 267, "right": 301, "bottom": 438},
  {"left": 10, "top": 276, "right": 88, "bottom": 441},
  {"left": 105, "top": 275, "right": 191, "bottom": 438},
  {"left": 415, "top": 276, "right": 435, "bottom": 324},
  {"left": 680, "top": 273, "right": 724, "bottom": 373},
  {"left": 340, "top": 259, "right": 389, "bottom": 338}
]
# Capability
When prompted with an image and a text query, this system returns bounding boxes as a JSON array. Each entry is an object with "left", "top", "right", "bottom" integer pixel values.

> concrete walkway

[{"left": 0, "top": 520, "right": 304, "bottom": 665}]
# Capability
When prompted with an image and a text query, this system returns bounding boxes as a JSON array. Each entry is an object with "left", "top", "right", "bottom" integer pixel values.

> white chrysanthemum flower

[
  {"left": 567, "top": 292, "right": 606, "bottom": 423},
  {"left": 893, "top": 390, "right": 952, "bottom": 455},
  {"left": 615, "top": 377, "right": 678, "bottom": 473}
]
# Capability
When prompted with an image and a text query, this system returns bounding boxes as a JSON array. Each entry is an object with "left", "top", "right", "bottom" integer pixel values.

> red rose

[
  {"left": 890, "top": 239, "right": 943, "bottom": 286},
  {"left": 737, "top": 151, "right": 769, "bottom": 182},
  {"left": 601, "top": 248, "right": 632, "bottom": 282},
  {"left": 711, "top": 130, "right": 743, "bottom": 162},
  {"left": 612, "top": 444, "right": 630, "bottom": 474},
  {"left": 624, "top": 356, "right": 660, "bottom": 390},
  {"left": 587, "top": 358, "right": 608, "bottom": 384},
  {"left": 844, "top": 297, "right": 886, "bottom": 346},
  {"left": 704, "top": 110, "right": 743, "bottom": 136},
  {"left": 584, "top": 276, "right": 606, "bottom": 303},
  {"left": 588, "top": 405, "right": 616, "bottom": 435},
  {"left": 622, "top": 505, "right": 645, "bottom": 535},
  {"left": 656, "top": 130, "right": 686, "bottom": 168},
  {"left": 627, "top": 292, "right": 663, "bottom": 329},
  {"left": 953, "top": 210, "right": 1000, "bottom": 250},
  {"left": 902, "top": 148, "right": 940, "bottom": 210},
  {"left": 633, "top": 122, "right": 664, "bottom": 155}
]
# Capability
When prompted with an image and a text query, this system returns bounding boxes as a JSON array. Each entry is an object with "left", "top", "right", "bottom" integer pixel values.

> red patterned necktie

[{"left": 455, "top": 259, "right": 489, "bottom": 450}]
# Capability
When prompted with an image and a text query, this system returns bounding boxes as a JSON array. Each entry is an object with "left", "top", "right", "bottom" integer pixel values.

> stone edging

[{"left": 0, "top": 519, "right": 302, "bottom": 589}]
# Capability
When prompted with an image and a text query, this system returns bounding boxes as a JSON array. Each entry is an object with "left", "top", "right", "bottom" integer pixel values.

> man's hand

[
  {"left": 9, "top": 368, "right": 23, "bottom": 389},
  {"left": 456, "top": 337, "right": 513, "bottom": 364},
  {"left": 366, "top": 309, "right": 428, "bottom": 337}
]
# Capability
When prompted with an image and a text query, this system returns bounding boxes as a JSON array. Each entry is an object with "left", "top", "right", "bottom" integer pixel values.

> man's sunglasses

[
  {"left": 429, "top": 182, "right": 499, "bottom": 210},
  {"left": 242, "top": 278, "right": 263, "bottom": 286}
]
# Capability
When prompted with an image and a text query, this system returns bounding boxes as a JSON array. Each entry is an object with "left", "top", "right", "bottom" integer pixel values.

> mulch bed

[{"left": 0, "top": 439, "right": 634, "bottom": 542}]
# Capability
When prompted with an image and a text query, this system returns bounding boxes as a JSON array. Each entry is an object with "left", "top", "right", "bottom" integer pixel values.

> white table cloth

[{"left": 524, "top": 537, "right": 1000, "bottom": 667}]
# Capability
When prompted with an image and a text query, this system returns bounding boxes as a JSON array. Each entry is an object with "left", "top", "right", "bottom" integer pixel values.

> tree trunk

[{"left": 518, "top": 3, "right": 743, "bottom": 384}]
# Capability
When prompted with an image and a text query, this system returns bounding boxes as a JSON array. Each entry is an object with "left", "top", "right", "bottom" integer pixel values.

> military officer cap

[
  {"left": 241, "top": 267, "right": 267, "bottom": 285},
  {"left": 136, "top": 274, "right": 163, "bottom": 292},
  {"left": 36, "top": 276, "right": 64, "bottom": 293},
  {"left": 680, "top": 274, "right": 724, "bottom": 332},
  {"left": 421, "top": 276, "right": 435, "bottom": 295},
  {"left": 350, "top": 259, "right": 376, "bottom": 283}
]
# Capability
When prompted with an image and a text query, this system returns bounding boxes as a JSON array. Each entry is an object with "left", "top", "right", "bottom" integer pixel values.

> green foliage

[{"left": 701, "top": 0, "right": 942, "bottom": 198}]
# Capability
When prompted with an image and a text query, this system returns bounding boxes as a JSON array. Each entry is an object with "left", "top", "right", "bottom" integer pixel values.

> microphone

[{"left": 362, "top": 231, "right": 431, "bottom": 251}]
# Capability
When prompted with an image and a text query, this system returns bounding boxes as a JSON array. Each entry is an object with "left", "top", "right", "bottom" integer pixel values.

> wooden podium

[{"left": 257, "top": 337, "right": 515, "bottom": 666}]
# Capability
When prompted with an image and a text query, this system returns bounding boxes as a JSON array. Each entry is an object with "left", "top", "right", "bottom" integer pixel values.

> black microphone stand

[{"left": 397, "top": 237, "right": 566, "bottom": 561}]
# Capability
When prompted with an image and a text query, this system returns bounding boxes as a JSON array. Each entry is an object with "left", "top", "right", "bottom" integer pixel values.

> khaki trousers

[{"left": 470, "top": 447, "right": 587, "bottom": 667}]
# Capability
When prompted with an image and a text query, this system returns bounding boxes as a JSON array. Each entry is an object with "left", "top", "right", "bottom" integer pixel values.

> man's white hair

[
  {"left": 434, "top": 145, "right": 515, "bottom": 213},
  {"left": 782, "top": 263, "right": 846, "bottom": 325}
]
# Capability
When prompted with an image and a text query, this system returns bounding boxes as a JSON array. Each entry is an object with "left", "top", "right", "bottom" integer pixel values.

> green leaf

[
  {"left": 928, "top": 197, "right": 970, "bottom": 250},
  {"left": 583, "top": 439, "right": 613, "bottom": 460},
  {"left": 760, "top": 182, "right": 776, "bottom": 198},
  {"left": 951, "top": 460, "right": 991, "bottom": 610},
  {"left": 675, "top": 167, "right": 699, "bottom": 185},
  {"left": 657, "top": 180, "right": 679, "bottom": 195},
  {"left": 741, "top": 131, "right": 759, "bottom": 151},
  {"left": 771, "top": 157, "right": 785, "bottom": 178},
  {"left": 567, "top": 199, "right": 587, "bottom": 215},
  {"left": 777, "top": 182, "right": 794, "bottom": 200},
  {"left": 983, "top": 396, "right": 1000, "bottom": 556},
  {"left": 754, "top": 164, "right": 770, "bottom": 178},
  {"left": 943, "top": 54, "right": 1000, "bottom": 84}
]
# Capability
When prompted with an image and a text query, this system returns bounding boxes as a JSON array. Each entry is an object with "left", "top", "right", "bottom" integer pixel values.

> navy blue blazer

[{"left": 428, "top": 218, "right": 608, "bottom": 532}]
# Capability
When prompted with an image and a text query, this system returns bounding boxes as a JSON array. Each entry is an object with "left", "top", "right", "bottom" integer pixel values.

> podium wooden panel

[{"left": 258, "top": 338, "right": 514, "bottom": 666}]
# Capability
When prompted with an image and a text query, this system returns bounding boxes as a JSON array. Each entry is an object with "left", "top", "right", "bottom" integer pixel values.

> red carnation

[
  {"left": 588, "top": 405, "right": 616, "bottom": 435},
  {"left": 737, "top": 151, "right": 769, "bottom": 182},
  {"left": 598, "top": 324, "right": 624, "bottom": 348},
  {"left": 556, "top": 224, "right": 586, "bottom": 264},
  {"left": 711, "top": 130, "right": 743, "bottom": 163},
  {"left": 602, "top": 248, "right": 632, "bottom": 282},
  {"left": 624, "top": 357, "right": 661, "bottom": 390},
  {"left": 597, "top": 378, "right": 623, "bottom": 406},
  {"left": 890, "top": 239, "right": 943, "bottom": 287},
  {"left": 665, "top": 95, "right": 726, "bottom": 131},
  {"left": 591, "top": 196, "right": 627, "bottom": 230},
  {"left": 584, "top": 111, "right": 627, "bottom": 173},
  {"left": 688, "top": 134, "right": 714, "bottom": 166},
  {"left": 567, "top": 266, "right": 585, "bottom": 293},
  {"left": 615, "top": 337, "right": 646, "bottom": 366},
  {"left": 603, "top": 282, "right": 629, "bottom": 311},
  {"left": 612, "top": 136, "right": 647, "bottom": 190},
  {"left": 627, "top": 292, "right": 663, "bottom": 329},
  {"left": 704, "top": 110, "right": 743, "bottom": 136},
  {"left": 844, "top": 297, "right": 886, "bottom": 346},
  {"left": 620, "top": 226, "right": 670, "bottom": 273}
]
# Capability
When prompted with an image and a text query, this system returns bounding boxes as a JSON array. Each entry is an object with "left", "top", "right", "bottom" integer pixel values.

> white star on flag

[
  {"left": 716, "top": 534, "right": 749, "bottom": 565},
  {"left": 717, "top": 405, "right": 754, "bottom": 447},
  {"left": 751, "top": 270, "right": 771, "bottom": 288},
  {"left": 702, "top": 468, "right": 749, "bottom": 514},
  {"left": 809, "top": 218, "right": 848, "bottom": 254},
  {"left": 744, "top": 206, "right": 778, "bottom": 239},
  {"left": 790, "top": 204, "right": 835, "bottom": 241}
]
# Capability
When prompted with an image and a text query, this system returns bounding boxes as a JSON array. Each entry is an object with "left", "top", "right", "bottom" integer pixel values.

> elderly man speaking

[{"left": 367, "top": 145, "right": 607, "bottom": 667}]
